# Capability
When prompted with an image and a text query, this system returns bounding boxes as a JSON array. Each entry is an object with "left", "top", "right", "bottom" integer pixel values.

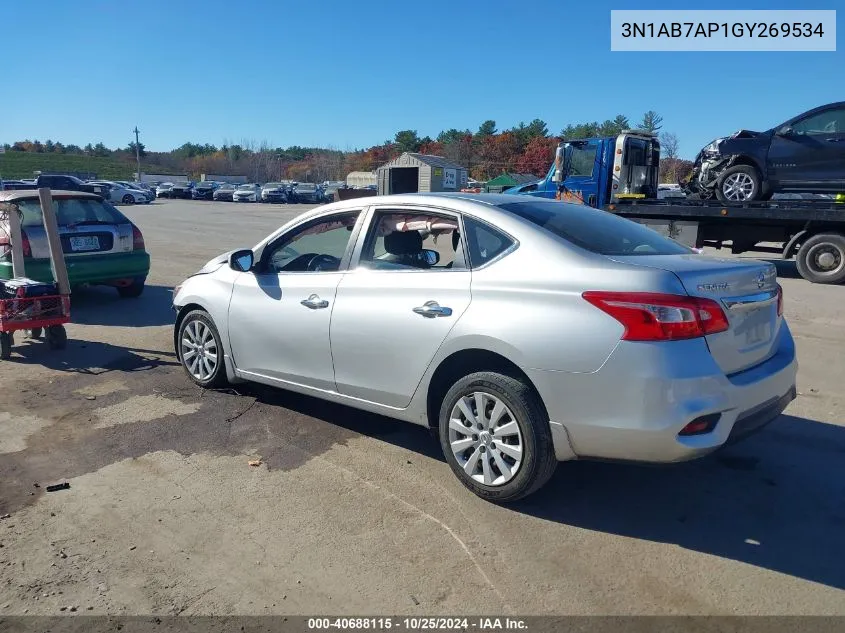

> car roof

[{"left": 0, "top": 190, "right": 102, "bottom": 203}]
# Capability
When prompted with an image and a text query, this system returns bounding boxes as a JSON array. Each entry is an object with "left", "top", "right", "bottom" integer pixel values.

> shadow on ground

[
  {"left": 510, "top": 413, "right": 845, "bottom": 591},
  {"left": 69, "top": 284, "right": 175, "bottom": 327},
  {"left": 8, "top": 334, "right": 178, "bottom": 374}
]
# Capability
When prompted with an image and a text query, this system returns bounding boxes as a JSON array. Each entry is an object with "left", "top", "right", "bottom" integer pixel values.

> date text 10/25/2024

[{"left": 308, "top": 617, "right": 528, "bottom": 630}]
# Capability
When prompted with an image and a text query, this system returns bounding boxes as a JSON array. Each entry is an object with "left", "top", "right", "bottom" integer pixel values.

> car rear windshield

[
  {"left": 15, "top": 198, "right": 129, "bottom": 228},
  {"left": 498, "top": 201, "right": 692, "bottom": 256}
]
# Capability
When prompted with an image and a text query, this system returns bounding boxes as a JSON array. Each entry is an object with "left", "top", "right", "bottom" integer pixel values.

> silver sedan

[{"left": 172, "top": 193, "right": 797, "bottom": 502}]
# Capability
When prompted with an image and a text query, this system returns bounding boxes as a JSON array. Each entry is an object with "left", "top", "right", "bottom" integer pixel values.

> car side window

[
  {"left": 359, "top": 210, "right": 465, "bottom": 271},
  {"left": 791, "top": 108, "right": 845, "bottom": 135},
  {"left": 463, "top": 216, "right": 515, "bottom": 268},
  {"left": 262, "top": 211, "right": 360, "bottom": 273}
]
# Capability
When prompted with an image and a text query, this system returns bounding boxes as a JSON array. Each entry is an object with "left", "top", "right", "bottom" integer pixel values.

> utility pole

[{"left": 133, "top": 126, "right": 141, "bottom": 181}]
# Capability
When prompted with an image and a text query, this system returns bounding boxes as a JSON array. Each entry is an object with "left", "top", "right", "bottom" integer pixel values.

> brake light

[
  {"left": 131, "top": 225, "right": 145, "bottom": 251},
  {"left": 582, "top": 291, "right": 730, "bottom": 341},
  {"left": 776, "top": 284, "right": 783, "bottom": 317},
  {"left": 0, "top": 230, "right": 32, "bottom": 258}
]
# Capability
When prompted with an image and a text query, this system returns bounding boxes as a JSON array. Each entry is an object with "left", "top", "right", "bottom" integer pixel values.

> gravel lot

[{"left": 0, "top": 198, "right": 844, "bottom": 616}]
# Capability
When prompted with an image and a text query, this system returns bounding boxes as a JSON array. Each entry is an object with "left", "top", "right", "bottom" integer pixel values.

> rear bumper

[
  {"left": 0, "top": 251, "right": 151, "bottom": 286},
  {"left": 527, "top": 322, "right": 798, "bottom": 463}
]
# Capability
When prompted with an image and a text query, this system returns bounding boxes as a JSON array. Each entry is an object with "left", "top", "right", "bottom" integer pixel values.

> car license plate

[{"left": 69, "top": 236, "right": 100, "bottom": 251}]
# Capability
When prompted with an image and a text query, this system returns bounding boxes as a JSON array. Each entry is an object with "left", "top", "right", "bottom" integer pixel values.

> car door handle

[
  {"left": 413, "top": 301, "right": 452, "bottom": 318},
  {"left": 301, "top": 294, "right": 329, "bottom": 309}
]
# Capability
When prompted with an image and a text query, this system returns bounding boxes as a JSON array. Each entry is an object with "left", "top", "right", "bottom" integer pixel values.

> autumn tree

[{"left": 515, "top": 136, "right": 560, "bottom": 177}]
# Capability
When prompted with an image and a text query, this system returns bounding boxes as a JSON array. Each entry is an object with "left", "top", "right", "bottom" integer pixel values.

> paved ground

[{"left": 1, "top": 199, "right": 844, "bottom": 616}]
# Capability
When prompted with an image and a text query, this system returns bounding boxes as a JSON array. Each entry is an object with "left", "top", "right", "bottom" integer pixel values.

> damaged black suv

[{"left": 685, "top": 102, "right": 845, "bottom": 203}]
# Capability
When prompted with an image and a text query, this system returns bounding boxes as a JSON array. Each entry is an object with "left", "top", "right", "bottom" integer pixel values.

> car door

[
  {"left": 768, "top": 105, "right": 845, "bottom": 189},
  {"left": 227, "top": 210, "right": 363, "bottom": 391},
  {"left": 330, "top": 206, "right": 472, "bottom": 408}
]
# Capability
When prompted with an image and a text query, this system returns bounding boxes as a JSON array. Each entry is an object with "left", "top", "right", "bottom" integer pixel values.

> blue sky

[{"left": 3, "top": 0, "right": 841, "bottom": 158}]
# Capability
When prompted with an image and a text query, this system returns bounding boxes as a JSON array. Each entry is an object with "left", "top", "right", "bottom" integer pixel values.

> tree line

[{"left": 3, "top": 111, "right": 693, "bottom": 184}]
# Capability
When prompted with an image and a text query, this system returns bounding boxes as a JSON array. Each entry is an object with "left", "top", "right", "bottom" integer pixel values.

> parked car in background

[
  {"left": 213, "top": 183, "right": 236, "bottom": 202},
  {"left": 657, "top": 184, "right": 687, "bottom": 200},
  {"left": 1, "top": 180, "right": 37, "bottom": 191},
  {"left": 170, "top": 182, "right": 194, "bottom": 199},
  {"left": 290, "top": 182, "right": 320, "bottom": 203},
  {"left": 89, "top": 181, "right": 150, "bottom": 205},
  {"left": 261, "top": 183, "right": 288, "bottom": 203},
  {"left": 116, "top": 181, "right": 156, "bottom": 202},
  {"left": 172, "top": 193, "right": 796, "bottom": 502},
  {"left": 0, "top": 190, "right": 150, "bottom": 297},
  {"left": 35, "top": 174, "right": 107, "bottom": 196},
  {"left": 156, "top": 183, "right": 175, "bottom": 198},
  {"left": 233, "top": 183, "right": 262, "bottom": 202},
  {"left": 192, "top": 181, "right": 220, "bottom": 200}
]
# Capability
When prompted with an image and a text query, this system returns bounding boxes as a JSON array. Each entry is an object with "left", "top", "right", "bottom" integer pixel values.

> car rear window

[
  {"left": 15, "top": 198, "right": 129, "bottom": 228},
  {"left": 498, "top": 200, "right": 692, "bottom": 256}
]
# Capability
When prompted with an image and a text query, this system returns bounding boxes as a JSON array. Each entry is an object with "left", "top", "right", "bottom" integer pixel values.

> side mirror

[
  {"left": 421, "top": 249, "right": 440, "bottom": 266},
  {"left": 229, "top": 248, "right": 254, "bottom": 272},
  {"left": 777, "top": 126, "right": 794, "bottom": 136}
]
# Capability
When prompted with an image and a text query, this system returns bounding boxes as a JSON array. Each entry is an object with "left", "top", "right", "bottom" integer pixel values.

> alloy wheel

[
  {"left": 448, "top": 392, "right": 523, "bottom": 486},
  {"left": 180, "top": 319, "right": 218, "bottom": 381},
  {"left": 721, "top": 173, "right": 755, "bottom": 201}
]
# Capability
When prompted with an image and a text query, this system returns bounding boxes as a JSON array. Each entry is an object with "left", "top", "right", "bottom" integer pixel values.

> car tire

[
  {"left": 177, "top": 309, "right": 228, "bottom": 388},
  {"left": 0, "top": 332, "right": 12, "bottom": 360},
  {"left": 29, "top": 327, "right": 43, "bottom": 339},
  {"left": 46, "top": 325, "right": 67, "bottom": 350},
  {"left": 438, "top": 371, "right": 557, "bottom": 503},
  {"left": 796, "top": 233, "right": 845, "bottom": 284},
  {"left": 715, "top": 165, "right": 762, "bottom": 203},
  {"left": 117, "top": 279, "right": 145, "bottom": 298},
  {"left": 122, "top": 194, "right": 134, "bottom": 205}
]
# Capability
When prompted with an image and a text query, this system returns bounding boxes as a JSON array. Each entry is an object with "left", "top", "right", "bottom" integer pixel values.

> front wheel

[
  {"left": 438, "top": 372, "right": 557, "bottom": 503},
  {"left": 177, "top": 310, "right": 228, "bottom": 388},
  {"left": 122, "top": 194, "right": 135, "bottom": 205},
  {"left": 716, "top": 165, "right": 762, "bottom": 203},
  {"left": 796, "top": 233, "right": 845, "bottom": 284}
]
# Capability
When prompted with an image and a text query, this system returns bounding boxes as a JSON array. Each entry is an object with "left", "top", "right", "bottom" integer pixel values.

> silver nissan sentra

[{"left": 172, "top": 193, "right": 797, "bottom": 502}]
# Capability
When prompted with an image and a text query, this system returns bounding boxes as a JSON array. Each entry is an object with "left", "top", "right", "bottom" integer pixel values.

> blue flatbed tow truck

[{"left": 507, "top": 131, "right": 845, "bottom": 284}]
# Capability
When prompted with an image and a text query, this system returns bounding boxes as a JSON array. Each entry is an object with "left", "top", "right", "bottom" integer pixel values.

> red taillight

[
  {"left": 132, "top": 225, "right": 145, "bottom": 251},
  {"left": 0, "top": 231, "right": 32, "bottom": 258},
  {"left": 776, "top": 284, "right": 783, "bottom": 317},
  {"left": 582, "top": 291, "right": 730, "bottom": 341},
  {"left": 21, "top": 230, "right": 31, "bottom": 257}
]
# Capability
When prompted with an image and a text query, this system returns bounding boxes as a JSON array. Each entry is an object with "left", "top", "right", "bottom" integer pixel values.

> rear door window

[
  {"left": 462, "top": 217, "right": 515, "bottom": 267},
  {"left": 498, "top": 200, "right": 692, "bottom": 256}
]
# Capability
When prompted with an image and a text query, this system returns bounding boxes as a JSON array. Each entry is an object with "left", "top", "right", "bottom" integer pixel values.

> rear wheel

[
  {"left": 716, "top": 165, "right": 762, "bottom": 203},
  {"left": 122, "top": 194, "right": 135, "bottom": 205},
  {"left": 46, "top": 325, "right": 67, "bottom": 350},
  {"left": 177, "top": 310, "right": 228, "bottom": 388},
  {"left": 0, "top": 332, "right": 12, "bottom": 360},
  {"left": 796, "top": 233, "right": 845, "bottom": 284},
  {"left": 438, "top": 372, "right": 557, "bottom": 503},
  {"left": 117, "top": 279, "right": 145, "bottom": 298}
]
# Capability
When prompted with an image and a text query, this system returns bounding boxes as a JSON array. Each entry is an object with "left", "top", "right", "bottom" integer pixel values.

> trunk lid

[
  {"left": 26, "top": 223, "right": 134, "bottom": 258},
  {"left": 610, "top": 254, "right": 780, "bottom": 375}
]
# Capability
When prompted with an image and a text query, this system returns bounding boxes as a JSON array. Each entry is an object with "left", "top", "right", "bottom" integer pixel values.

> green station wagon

[{"left": 0, "top": 190, "right": 150, "bottom": 297}]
